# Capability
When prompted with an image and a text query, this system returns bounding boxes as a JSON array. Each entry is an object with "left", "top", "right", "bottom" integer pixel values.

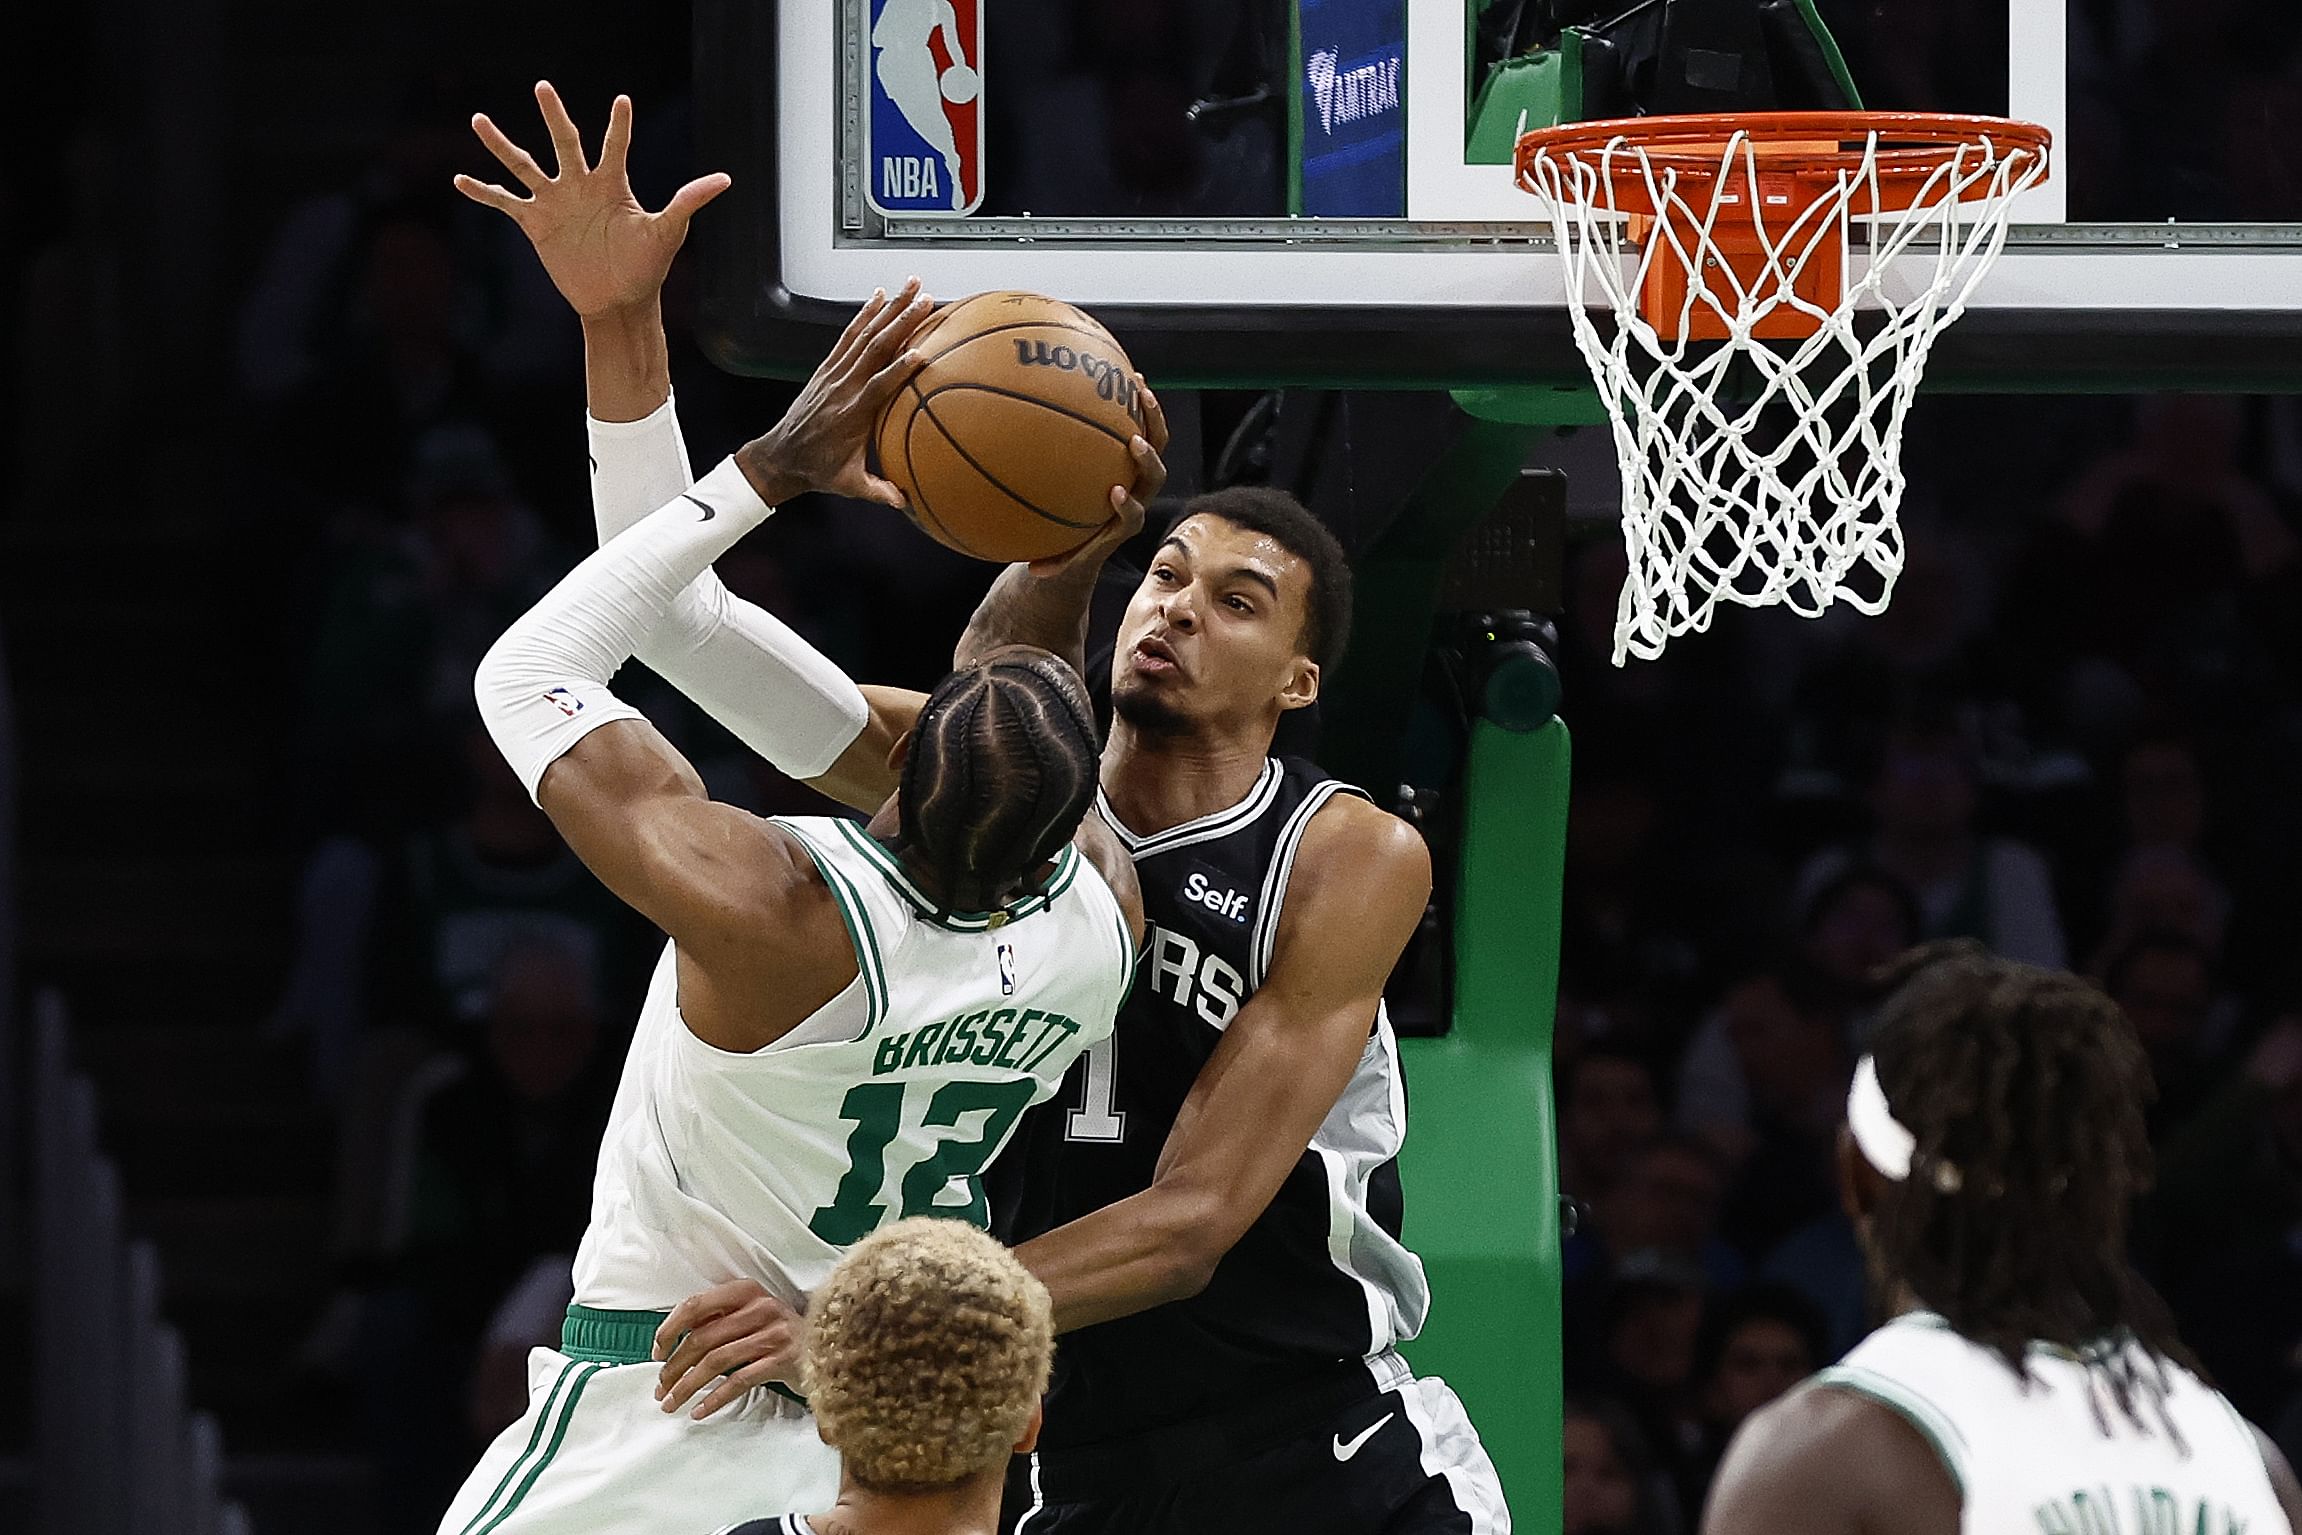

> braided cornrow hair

[
  {"left": 897, "top": 646, "right": 1102, "bottom": 914},
  {"left": 1866, "top": 940, "right": 2199, "bottom": 1437}
]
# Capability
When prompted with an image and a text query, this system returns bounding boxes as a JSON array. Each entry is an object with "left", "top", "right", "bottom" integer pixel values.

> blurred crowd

[{"left": 1547, "top": 393, "right": 2302, "bottom": 1532}]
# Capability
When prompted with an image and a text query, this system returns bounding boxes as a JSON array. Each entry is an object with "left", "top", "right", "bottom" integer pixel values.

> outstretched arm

[
  {"left": 473, "top": 465, "right": 811, "bottom": 970},
  {"left": 1013, "top": 798, "right": 1427, "bottom": 1332},
  {"left": 459, "top": 83, "right": 930, "bottom": 810},
  {"left": 952, "top": 394, "right": 1170, "bottom": 675},
  {"left": 476, "top": 273, "right": 926, "bottom": 981}
]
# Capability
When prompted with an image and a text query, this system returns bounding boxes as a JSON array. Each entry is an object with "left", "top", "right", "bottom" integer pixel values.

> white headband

[{"left": 1846, "top": 1054, "right": 1917, "bottom": 1182}]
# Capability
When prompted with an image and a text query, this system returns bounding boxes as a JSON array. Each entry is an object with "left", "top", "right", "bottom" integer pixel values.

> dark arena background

[{"left": 7, "top": 0, "right": 2302, "bottom": 1530}]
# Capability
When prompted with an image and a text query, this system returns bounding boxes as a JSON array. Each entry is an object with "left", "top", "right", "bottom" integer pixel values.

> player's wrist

[
  {"left": 732, "top": 434, "right": 810, "bottom": 508},
  {"left": 581, "top": 298, "right": 674, "bottom": 423},
  {"left": 579, "top": 293, "right": 666, "bottom": 331}
]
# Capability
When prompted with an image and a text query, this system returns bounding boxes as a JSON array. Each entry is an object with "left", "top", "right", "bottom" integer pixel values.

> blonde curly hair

[{"left": 803, "top": 1218, "right": 1054, "bottom": 1492}]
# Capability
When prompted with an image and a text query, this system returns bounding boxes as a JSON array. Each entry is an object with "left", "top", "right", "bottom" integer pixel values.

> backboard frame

[{"left": 695, "top": 0, "right": 2302, "bottom": 391}]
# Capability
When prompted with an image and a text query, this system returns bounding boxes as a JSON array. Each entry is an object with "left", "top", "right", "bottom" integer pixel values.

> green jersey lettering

[
  {"left": 900, "top": 1018, "right": 948, "bottom": 1070},
  {"left": 873, "top": 1035, "right": 907, "bottom": 1075},
  {"left": 941, "top": 1010, "right": 987, "bottom": 1065},
  {"left": 808, "top": 1080, "right": 906, "bottom": 1243},
  {"left": 994, "top": 1009, "right": 1041, "bottom": 1069},
  {"left": 2066, "top": 1489, "right": 2115, "bottom": 1535},
  {"left": 896, "top": 1076, "right": 1038, "bottom": 1225},
  {"left": 972, "top": 1011, "right": 1011, "bottom": 1066},
  {"left": 1020, "top": 1012, "right": 1082, "bottom": 1072}
]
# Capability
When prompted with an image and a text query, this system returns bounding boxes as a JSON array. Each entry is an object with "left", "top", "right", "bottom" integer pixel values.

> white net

[{"left": 1519, "top": 124, "right": 2049, "bottom": 663}]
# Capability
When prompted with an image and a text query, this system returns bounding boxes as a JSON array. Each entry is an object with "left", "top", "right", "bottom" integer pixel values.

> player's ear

[
  {"left": 1013, "top": 1399, "right": 1044, "bottom": 1455},
  {"left": 885, "top": 728, "right": 916, "bottom": 774},
  {"left": 1276, "top": 657, "right": 1320, "bottom": 714}
]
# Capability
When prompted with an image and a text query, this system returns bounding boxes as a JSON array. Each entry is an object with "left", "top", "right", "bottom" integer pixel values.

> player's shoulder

[
  {"left": 683, "top": 810, "right": 843, "bottom": 946},
  {"left": 1705, "top": 1378, "right": 1961, "bottom": 1535},
  {"left": 1292, "top": 787, "right": 1430, "bottom": 889},
  {"left": 1264, "top": 781, "right": 1430, "bottom": 974}
]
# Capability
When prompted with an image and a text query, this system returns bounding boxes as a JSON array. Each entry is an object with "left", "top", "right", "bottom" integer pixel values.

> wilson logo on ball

[{"left": 1011, "top": 340, "right": 1139, "bottom": 413}]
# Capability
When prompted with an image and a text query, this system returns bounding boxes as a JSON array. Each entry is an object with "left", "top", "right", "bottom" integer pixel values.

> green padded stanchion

[{"left": 1398, "top": 715, "right": 1570, "bottom": 1531}]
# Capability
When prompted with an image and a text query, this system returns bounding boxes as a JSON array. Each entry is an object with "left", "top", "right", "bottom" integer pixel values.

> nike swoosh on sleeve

[{"left": 683, "top": 493, "right": 715, "bottom": 521}]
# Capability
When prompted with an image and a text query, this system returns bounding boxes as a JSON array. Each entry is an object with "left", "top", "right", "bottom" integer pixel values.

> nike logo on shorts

[
  {"left": 1332, "top": 1412, "right": 1393, "bottom": 1462},
  {"left": 683, "top": 493, "right": 715, "bottom": 521}
]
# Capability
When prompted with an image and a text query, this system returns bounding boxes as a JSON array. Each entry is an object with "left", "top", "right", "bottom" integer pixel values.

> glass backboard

[{"left": 695, "top": 0, "right": 2302, "bottom": 389}]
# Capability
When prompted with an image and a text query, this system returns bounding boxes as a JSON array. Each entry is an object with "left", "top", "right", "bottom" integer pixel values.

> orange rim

[{"left": 1515, "top": 111, "right": 2052, "bottom": 210}]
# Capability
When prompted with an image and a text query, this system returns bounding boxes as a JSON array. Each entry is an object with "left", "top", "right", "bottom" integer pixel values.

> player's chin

[{"left": 1111, "top": 677, "right": 1194, "bottom": 736}]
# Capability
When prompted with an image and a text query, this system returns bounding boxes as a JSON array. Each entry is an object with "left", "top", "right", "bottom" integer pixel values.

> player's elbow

[
  {"left": 1150, "top": 1243, "right": 1218, "bottom": 1304},
  {"left": 1141, "top": 1242, "right": 1215, "bottom": 1307},
  {"left": 1145, "top": 1196, "right": 1235, "bottom": 1301}
]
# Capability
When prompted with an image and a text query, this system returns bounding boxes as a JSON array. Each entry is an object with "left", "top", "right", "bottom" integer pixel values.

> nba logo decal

[
  {"left": 867, "top": 0, "right": 984, "bottom": 216},
  {"left": 997, "top": 942, "right": 1017, "bottom": 996}
]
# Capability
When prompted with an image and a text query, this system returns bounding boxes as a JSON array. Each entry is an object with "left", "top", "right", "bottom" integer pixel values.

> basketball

[
  {"left": 874, "top": 291, "right": 1146, "bottom": 564},
  {"left": 938, "top": 64, "right": 979, "bottom": 104}
]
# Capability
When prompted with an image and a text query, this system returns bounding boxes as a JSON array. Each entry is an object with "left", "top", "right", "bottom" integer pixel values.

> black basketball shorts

[{"left": 1000, "top": 1351, "right": 1510, "bottom": 1535}]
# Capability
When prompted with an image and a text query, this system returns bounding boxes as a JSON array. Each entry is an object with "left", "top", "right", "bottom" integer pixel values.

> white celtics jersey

[
  {"left": 1819, "top": 1312, "right": 2283, "bottom": 1535},
  {"left": 571, "top": 816, "right": 1135, "bottom": 1310}
]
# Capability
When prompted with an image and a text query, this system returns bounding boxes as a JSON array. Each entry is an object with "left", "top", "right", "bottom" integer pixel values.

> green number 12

[{"left": 807, "top": 1077, "right": 1037, "bottom": 1244}]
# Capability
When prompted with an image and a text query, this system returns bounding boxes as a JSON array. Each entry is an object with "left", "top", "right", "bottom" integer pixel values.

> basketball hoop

[{"left": 1514, "top": 112, "right": 2050, "bottom": 663}]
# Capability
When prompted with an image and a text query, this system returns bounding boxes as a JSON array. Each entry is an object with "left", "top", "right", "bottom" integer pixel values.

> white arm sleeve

[
  {"left": 476, "top": 458, "right": 772, "bottom": 800},
  {"left": 586, "top": 395, "right": 697, "bottom": 540},
  {"left": 586, "top": 395, "right": 869, "bottom": 780}
]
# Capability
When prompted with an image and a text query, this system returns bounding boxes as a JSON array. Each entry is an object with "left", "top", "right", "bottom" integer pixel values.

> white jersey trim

[
  {"left": 829, "top": 817, "right": 1088, "bottom": 932},
  {"left": 1227, "top": 771, "right": 1427, "bottom": 1356},
  {"left": 1011, "top": 1452, "right": 1047, "bottom": 1533},
  {"left": 1309, "top": 1010, "right": 1430, "bottom": 1354},
  {"left": 1247, "top": 779, "right": 1358, "bottom": 988},
  {"left": 1374, "top": 1353, "right": 1513, "bottom": 1535},
  {"left": 767, "top": 819, "right": 891, "bottom": 1037},
  {"left": 1812, "top": 1363, "right": 1973, "bottom": 1493},
  {"left": 1097, "top": 760, "right": 1282, "bottom": 856}
]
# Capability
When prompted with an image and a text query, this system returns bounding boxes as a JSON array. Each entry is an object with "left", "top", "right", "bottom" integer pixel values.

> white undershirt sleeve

[
  {"left": 586, "top": 395, "right": 869, "bottom": 781},
  {"left": 476, "top": 457, "right": 773, "bottom": 800}
]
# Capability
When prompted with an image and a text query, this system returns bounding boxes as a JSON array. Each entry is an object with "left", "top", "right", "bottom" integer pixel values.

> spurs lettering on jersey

[{"left": 1144, "top": 923, "right": 1248, "bottom": 1030}]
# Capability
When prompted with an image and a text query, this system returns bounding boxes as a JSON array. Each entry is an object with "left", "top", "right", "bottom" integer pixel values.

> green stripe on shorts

[
  {"left": 458, "top": 1360, "right": 579, "bottom": 1535},
  {"left": 470, "top": 1362, "right": 604, "bottom": 1535}
]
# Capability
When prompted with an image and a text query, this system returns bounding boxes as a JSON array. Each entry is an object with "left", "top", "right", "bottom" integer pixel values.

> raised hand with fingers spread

[{"left": 454, "top": 80, "right": 730, "bottom": 318}]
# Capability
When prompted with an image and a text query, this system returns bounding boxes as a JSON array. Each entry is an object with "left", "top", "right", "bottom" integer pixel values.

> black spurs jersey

[{"left": 990, "top": 756, "right": 1431, "bottom": 1450}]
